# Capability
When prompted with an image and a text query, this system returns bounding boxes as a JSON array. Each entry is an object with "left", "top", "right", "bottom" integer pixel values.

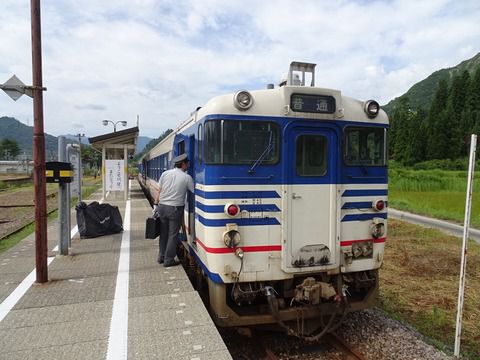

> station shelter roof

[{"left": 88, "top": 126, "right": 139, "bottom": 156}]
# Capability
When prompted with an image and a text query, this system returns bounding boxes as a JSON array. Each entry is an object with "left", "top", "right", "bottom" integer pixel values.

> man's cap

[{"left": 173, "top": 153, "right": 188, "bottom": 164}]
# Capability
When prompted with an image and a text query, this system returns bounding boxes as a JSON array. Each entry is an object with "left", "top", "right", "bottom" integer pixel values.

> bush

[
  {"left": 0, "top": 181, "right": 6, "bottom": 190},
  {"left": 411, "top": 158, "right": 469, "bottom": 171},
  {"left": 389, "top": 167, "right": 480, "bottom": 192}
]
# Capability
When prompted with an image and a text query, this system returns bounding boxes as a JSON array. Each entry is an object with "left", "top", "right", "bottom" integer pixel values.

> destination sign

[{"left": 290, "top": 94, "right": 336, "bottom": 114}]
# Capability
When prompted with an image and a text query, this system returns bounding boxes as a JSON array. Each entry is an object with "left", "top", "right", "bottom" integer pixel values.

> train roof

[
  {"left": 139, "top": 130, "right": 175, "bottom": 162},
  {"left": 173, "top": 84, "right": 388, "bottom": 133},
  {"left": 142, "top": 62, "right": 388, "bottom": 162}
]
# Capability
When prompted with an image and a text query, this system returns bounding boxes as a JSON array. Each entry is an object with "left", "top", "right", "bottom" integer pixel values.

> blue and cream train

[{"left": 139, "top": 62, "right": 388, "bottom": 338}]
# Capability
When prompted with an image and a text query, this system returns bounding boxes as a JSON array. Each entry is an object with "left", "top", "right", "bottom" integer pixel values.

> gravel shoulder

[
  {"left": 336, "top": 309, "right": 452, "bottom": 360},
  {"left": 222, "top": 308, "right": 453, "bottom": 359}
]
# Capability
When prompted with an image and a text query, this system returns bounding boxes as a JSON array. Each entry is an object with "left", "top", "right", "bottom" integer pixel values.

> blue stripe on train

[
  {"left": 196, "top": 202, "right": 280, "bottom": 213},
  {"left": 341, "top": 189, "right": 388, "bottom": 197},
  {"left": 341, "top": 212, "right": 388, "bottom": 222},
  {"left": 197, "top": 214, "right": 280, "bottom": 226},
  {"left": 195, "top": 189, "right": 281, "bottom": 199},
  {"left": 188, "top": 244, "right": 224, "bottom": 284}
]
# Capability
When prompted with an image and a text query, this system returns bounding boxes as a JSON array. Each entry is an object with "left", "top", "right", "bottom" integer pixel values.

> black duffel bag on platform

[
  {"left": 75, "top": 201, "right": 123, "bottom": 239},
  {"left": 145, "top": 216, "right": 161, "bottom": 239}
]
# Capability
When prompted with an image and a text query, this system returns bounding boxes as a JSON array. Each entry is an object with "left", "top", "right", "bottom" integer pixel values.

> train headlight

[
  {"left": 364, "top": 100, "right": 380, "bottom": 118},
  {"left": 234, "top": 90, "right": 254, "bottom": 111},
  {"left": 225, "top": 203, "right": 240, "bottom": 217},
  {"left": 223, "top": 230, "right": 241, "bottom": 248},
  {"left": 373, "top": 199, "right": 385, "bottom": 211},
  {"left": 223, "top": 223, "right": 241, "bottom": 248}
]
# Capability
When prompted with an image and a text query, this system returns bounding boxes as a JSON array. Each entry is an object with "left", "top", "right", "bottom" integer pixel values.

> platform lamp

[{"left": 102, "top": 119, "right": 127, "bottom": 132}]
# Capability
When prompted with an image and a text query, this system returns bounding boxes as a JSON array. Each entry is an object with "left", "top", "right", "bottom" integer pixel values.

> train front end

[{"left": 186, "top": 62, "right": 388, "bottom": 337}]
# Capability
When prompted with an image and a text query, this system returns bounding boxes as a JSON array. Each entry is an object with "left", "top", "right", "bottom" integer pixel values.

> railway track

[
  {"left": 259, "top": 333, "right": 367, "bottom": 360},
  {"left": 222, "top": 327, "right": 368, "bottom": 360},
  {"left": 324, "top": 333, "right": 367, "bottom": 360}
]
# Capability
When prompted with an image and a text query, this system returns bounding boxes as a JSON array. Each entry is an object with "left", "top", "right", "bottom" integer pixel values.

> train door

[
  {"left": 284, "top": 126, "right": 338, "bottom": 271},
  {"left": 187, "top": 135, "right": 195, "bottom": 242}
]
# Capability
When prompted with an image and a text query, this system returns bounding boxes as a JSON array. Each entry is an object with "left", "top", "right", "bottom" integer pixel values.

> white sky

[{"left": 1, "top": 0, "right": 479, "bottom": 138}]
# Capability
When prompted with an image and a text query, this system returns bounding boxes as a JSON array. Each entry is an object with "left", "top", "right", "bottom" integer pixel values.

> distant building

[{"left": 0, "top": 160, "right": 33, "bottom": 175}]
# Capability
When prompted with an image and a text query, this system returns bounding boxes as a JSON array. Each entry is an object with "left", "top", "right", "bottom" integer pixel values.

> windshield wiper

[{"left": 248, "top": 132, "right": 273, "bottom": 174}]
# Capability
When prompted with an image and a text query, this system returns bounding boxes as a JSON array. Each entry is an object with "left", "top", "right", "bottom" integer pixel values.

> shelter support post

[
  {"left": 58, "top": 136, "right": 69, "bottom": 255},
  {"left": 124, "top": 145, "right": 128, "bottom": 200},
  {"left": 102, "top": 144, "right": 106, "bottom": 201}
]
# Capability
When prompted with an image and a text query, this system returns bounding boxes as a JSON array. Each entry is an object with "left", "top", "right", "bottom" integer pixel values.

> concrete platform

[{"left": 0, "top": 181, "right": 231, "bottom": 360}]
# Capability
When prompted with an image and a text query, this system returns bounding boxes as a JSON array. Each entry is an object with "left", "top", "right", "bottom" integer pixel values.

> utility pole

[
  {"left": 31, "top": 0, "right": 48, "bottom": 283},
  {"left": 454, "top": 134, "right": 477, "bottom": 357}
]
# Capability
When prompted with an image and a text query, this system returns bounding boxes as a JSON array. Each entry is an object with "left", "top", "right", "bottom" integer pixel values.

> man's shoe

[
  {"left": 157, "top": 258, "right": 164, "bottom": 264},
  {"left": 163, "top": 260, "right": 181, "bottom": 267}
]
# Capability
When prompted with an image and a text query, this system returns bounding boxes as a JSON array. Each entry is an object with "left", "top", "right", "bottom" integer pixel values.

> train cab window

[
  {"left": 204, "top": 120, "right": 280, "bottom": 165},
  {"left": 296, "top": 135, "right": 327, "bottom": 176},
  {"left": 205, "top": 121, "right": 222, "bottom": 163},
  {"left": 344, "top": 127, "right": 386, "bottom": 166}
]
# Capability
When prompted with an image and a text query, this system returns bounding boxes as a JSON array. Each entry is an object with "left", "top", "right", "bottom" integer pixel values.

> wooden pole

[{"left": 31, "top": 0, "right": 48, "bottom": 283}]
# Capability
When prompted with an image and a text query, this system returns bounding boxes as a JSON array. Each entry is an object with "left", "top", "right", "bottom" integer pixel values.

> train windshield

[
  {"left": 344, "top": 127, "right": 386, "bottom": 166},
  {"left": 205, "top": 120, "right": 280, "bottom": 164}
]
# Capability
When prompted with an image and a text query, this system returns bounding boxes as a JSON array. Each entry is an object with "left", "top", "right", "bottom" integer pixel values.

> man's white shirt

[{"left": 157, "top": 168, "right": 194, "bottom": 206}]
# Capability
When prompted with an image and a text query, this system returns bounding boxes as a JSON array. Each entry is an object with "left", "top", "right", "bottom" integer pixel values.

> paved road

[{"left": 389, "top": 208, "right": 480, "bottom": 245}]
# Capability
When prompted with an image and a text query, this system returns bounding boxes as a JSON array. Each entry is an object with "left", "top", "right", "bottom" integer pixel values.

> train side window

[
  {"left": 198, "top": 124, "right": 203, "bottom": 164},
  {"left": 296, "top": 135, "right": 327, "bottom": 176},
  {"left": 344, "top": 127, "right": 386, "bottom": 166},
  {"left": 178, "top": 140, "right": 185, "bottom": 155}
]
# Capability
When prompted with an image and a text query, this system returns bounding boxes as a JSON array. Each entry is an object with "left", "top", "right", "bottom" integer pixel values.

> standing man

[{"left": 153, "top": 153, "right": 194, "bottom": 267}]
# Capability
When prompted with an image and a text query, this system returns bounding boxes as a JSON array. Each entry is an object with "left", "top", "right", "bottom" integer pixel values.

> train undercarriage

[{"left": 180, "top": 244, "right": 378, "bottom": 340}]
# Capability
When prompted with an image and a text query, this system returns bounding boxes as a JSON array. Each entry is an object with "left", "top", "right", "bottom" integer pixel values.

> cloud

[
  {"left": 74, "top": 104, "right": 106, "bottom": 111},
  {"left": 0, "top": 0, "right": 479, "bottom": 138}
]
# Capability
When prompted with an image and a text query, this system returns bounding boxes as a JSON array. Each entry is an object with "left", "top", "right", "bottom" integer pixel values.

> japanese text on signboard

[
  {"left": 290, "top": 94, "right": 336, "bottom": 114},
  {"left": 105, "top": 159, "right": 124, "bottom": 191}
]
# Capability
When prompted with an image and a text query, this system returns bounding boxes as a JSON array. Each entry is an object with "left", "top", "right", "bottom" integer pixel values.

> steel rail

[{"left": 324, "top": 333, "right": 367, "bottom": 360}]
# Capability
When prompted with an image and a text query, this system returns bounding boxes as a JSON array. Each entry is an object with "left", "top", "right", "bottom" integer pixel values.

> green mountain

[
  {"left": 0, "top": 117, "right": 153, "bottom": 160},
  {"left": 0, "top": 116, "right": 58, "bottom": 158},
  {"left": 383, "top": 52, "right": 480, "bottom": 115}
]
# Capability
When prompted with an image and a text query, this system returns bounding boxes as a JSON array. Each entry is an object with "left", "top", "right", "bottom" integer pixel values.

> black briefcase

[{"left": 145, "top": 216, "right": 161, "bottom": 239}]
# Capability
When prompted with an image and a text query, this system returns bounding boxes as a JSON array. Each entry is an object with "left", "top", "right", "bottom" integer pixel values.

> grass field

[
  {"left": 389, "top": 168, "right": 480, "bottom": 227},
  {"left": 0, "top": 176, "right": 101, "bottom": 254},
  {"left": 380, "top": 220, "right": 480, "bottom": 359},
  {"left": 387, "top": 167, "right": 480, "bottom": 358}
]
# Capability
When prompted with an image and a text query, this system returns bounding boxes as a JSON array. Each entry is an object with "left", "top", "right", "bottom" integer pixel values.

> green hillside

[
  {"left": 383, "top": 52, "right": 480, "bottom": 115},
  {"left": 389, "top": 54, "right": 480, "bottom": 166},
  {"left": 0, "top": 116, "right": 58, "bottom": 157}
]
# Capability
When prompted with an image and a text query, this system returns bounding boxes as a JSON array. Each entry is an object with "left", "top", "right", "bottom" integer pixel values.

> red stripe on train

[
  {"left": 189, "top": 229, "right": 385, "bottom": 252},
  {"left": 195, "top": 238, "right": 282, "bottom": 254}
]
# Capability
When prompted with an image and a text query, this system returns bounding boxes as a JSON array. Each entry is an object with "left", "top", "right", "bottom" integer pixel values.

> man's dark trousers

[{"left": 157, "top": 204, "right": 183, "bottom": 265}]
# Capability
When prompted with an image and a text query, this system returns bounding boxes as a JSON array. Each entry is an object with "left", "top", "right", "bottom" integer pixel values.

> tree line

[
  {"left": 0, "top": 138, "right": 21, "bottom": 160},
  {"left": 132, "top": 129, "right": 173, "bottom": 163},
  {"left": 389, "top": 66, "right": 480, "bottom": 166}
]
